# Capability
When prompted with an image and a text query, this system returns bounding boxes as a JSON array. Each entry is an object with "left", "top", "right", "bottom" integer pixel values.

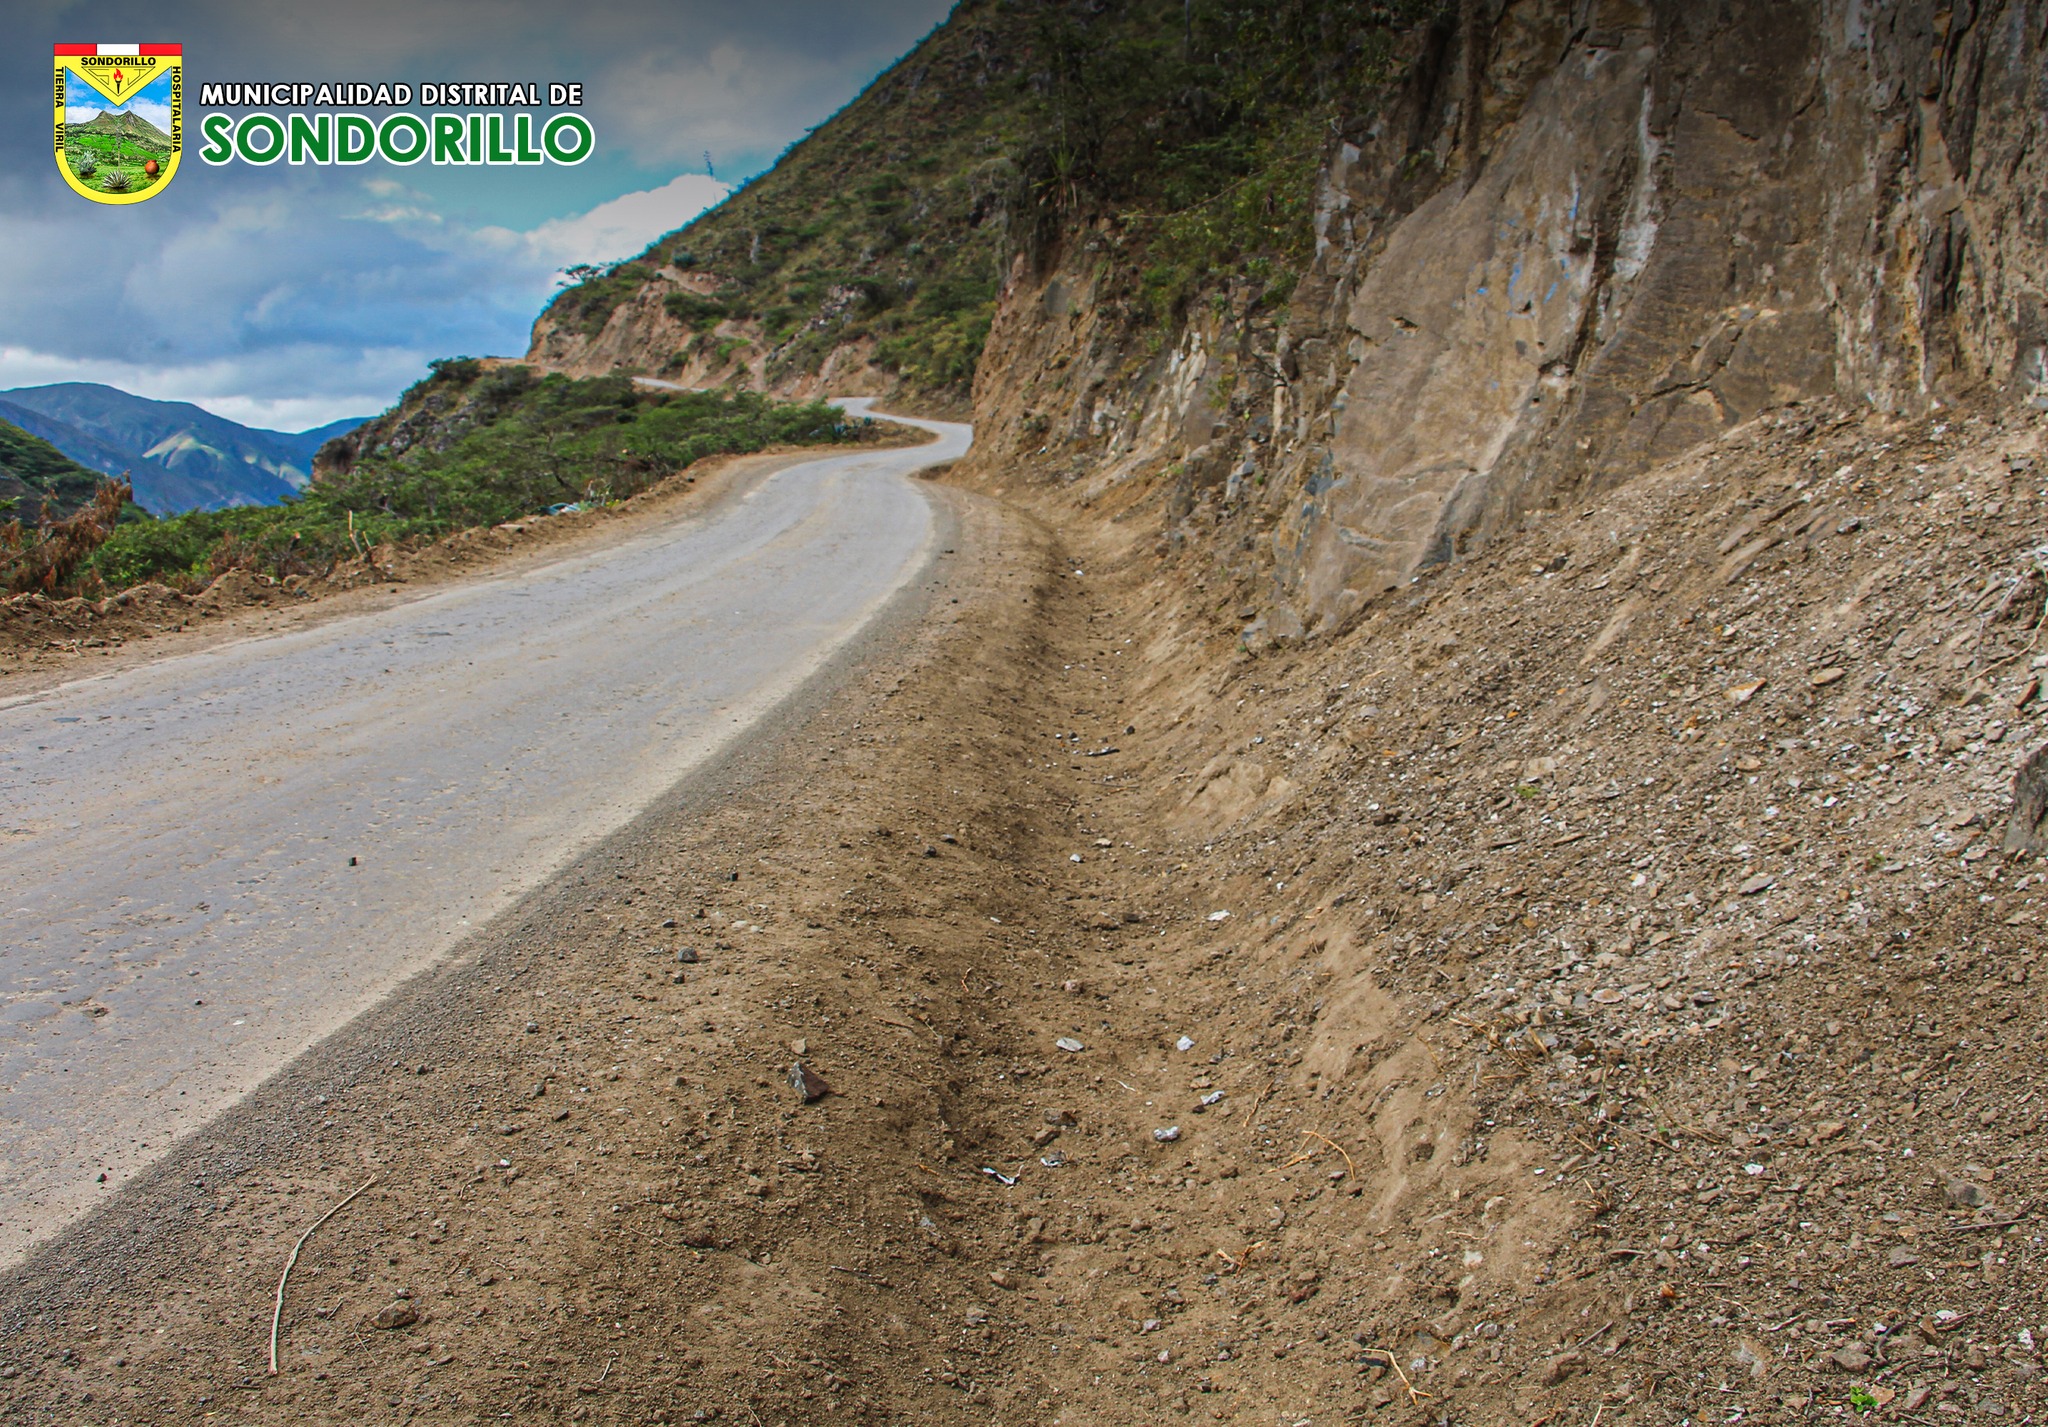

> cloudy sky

[{"left": 7, "top": 0, "right": 953, "bottom": 430}]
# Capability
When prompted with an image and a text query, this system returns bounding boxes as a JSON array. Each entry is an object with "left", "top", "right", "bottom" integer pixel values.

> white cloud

[{"left": 515, "top": 174, "right": 730, "bottom": 267}]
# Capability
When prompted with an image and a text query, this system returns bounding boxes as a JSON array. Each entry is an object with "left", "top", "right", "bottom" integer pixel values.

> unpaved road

[
  {"left": 0, "top": 401, "right": 966, "bottom": 1266},
  {"left": 4, "top": 404, "right": 2042, "bottom": 1426}
]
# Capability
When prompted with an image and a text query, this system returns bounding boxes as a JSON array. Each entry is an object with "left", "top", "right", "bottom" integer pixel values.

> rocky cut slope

[
  {"left": 972, "top": 0, "right": 2048, "bottom": 635},
  {"left": 936, "top": 1, "right": 2048, "bottom": 1418},
  {"left": 524, "top": 0, "right": 1444, "bottom": 410}
]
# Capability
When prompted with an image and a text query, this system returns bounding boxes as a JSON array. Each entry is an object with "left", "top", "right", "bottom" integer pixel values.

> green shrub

[
  {"left": 428, "top": 356, "right": 483, "bottom": 385},
  {"left": 662, "top": 292, "right": 728, "bottom": 331},
  {"left": 470, "top": 363, "right": 536, "bottom": 413},
  {"left": 397, "top": 355, "right": 486, "bottom": 406},
  {"left": 80, "top": 381, "right": 865, "bottom": 593}
]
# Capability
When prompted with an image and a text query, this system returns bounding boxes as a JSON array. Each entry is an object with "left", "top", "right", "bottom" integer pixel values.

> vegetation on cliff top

[
  {"left": 0, "top": 418, "right": 126, "bottom": 524},
  {"left": 65, "top": 365, "right": 864, "bottom": 595},
  {"left": 542, "top": 0, "right": 1444, "bottom": 396},
  {"left": 0, "top": 418, "right": 146, "bottom": 594}
]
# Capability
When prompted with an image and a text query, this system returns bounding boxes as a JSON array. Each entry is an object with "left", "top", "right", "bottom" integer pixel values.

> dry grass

[{"left": 0, "top": 479, "right": 130, "bottom": 595}]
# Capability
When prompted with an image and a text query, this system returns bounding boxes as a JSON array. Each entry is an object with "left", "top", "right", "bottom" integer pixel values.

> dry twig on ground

[
  {"left": 1362, "top": 1347, "right": 1432, "bottom": 1404},
  {"left": 268, "top": 1176, "right": 377, "bottom": 1374}
]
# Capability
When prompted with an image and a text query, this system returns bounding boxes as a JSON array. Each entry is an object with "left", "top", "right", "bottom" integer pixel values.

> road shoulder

[
  {"left": 0, "top": 431, "right": 926, "bottom": 704},
  {"left": 0, "top": 483, "right": 1100, "bottom": 1422}
]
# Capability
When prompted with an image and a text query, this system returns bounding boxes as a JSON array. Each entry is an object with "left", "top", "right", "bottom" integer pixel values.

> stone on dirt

[
  {"left": 789, "top": 1062, "right": 830, "bottom": 1102},
  {"left": 372, "top": 1303, "right": 419, "bottom": 1330}
]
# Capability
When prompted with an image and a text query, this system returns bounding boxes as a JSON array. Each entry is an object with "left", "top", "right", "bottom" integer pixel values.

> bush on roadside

[{"left": 79, "top": 379, "right": 869, "bottom": 594}]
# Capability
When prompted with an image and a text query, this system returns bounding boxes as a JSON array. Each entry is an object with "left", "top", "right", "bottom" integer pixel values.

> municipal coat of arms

[{"left": 54, "top": 44, "right": 182, "bottom": 204}]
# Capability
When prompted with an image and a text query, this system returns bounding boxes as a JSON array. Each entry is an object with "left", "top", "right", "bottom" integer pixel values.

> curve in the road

[{"left": 0, "top": 400, "right": 968, "bottom": 1266}]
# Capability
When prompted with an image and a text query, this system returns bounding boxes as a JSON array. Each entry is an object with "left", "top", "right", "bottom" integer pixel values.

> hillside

[
  {"left": 528, "top": 0, "right": 1431, "bottom": 405},
  {"left": 546, "top": 0, "right": 2048, "bottom": 636},
  {"left": 514, "top": 0, "right": 2048, "bottom": 1418},
  {"left": 526, "top": 5, "right": 1020, "bottom": 398},
  {"left": 70, "top": 109, "right": 172, "bottom": 147},
  {"left": 0, "top": 418, "right": 144, "bottom": 597},
  {"left": 0, "top": 416, "right": 128, "bottom": 527},
  {"left": 0, "top": 383, "right": 365, "bottom": 515}
]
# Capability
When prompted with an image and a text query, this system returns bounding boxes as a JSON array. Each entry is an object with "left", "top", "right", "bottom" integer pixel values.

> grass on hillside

[
  {"left": 541, "top": 0, "right": 1444, "bottom": 397},
  {"left": 0, "top": 419, "right": 117, "bottom": 514},
  {"left": 73, "top": 366, "right": 868, "bottom": 594},
  {"left": 69, "top": 132, "right": 167, "bottom": 157},
  {"left": 0, "top": 418, "right": 149, "bottom": 595}
]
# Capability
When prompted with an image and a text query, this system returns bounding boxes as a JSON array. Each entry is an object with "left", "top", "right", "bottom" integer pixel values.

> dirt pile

[{"left": 954, "top": 388, "right": 2048, "bottom": 1422}]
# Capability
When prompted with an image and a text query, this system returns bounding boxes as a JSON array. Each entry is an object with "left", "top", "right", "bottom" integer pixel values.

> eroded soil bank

[{"left": 3, "top": 398, "right": 2046, "bottom": 1426}]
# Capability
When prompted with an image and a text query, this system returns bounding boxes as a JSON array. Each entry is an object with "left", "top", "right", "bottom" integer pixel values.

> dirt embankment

[
  {"left": 958, "top": 392, "right": 2048, "bottom": 1423},
  {"left": 3, "top": 397, "right": 2046, "bottom": 1427}
]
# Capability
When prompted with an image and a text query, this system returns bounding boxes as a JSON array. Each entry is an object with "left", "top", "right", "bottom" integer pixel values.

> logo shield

[{"left": 54, "top": 44, "right": 182, "bottom": 204}]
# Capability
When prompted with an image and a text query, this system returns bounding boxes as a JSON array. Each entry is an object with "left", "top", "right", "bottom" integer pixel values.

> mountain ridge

[
  {"left": 0, "top": 383, "right": 367, "bottom": 515},
  {"left": 71, "top": 109, "right": 171, "bottom": 146}
]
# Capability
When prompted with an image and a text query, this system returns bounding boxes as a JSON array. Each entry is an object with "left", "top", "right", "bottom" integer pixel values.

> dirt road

[
  {"left": 0, "top": 404, "right": 966, "bottom": 1267},
  {"left": 2, "top": 402, "right": 2041, "bottom": 1425}
]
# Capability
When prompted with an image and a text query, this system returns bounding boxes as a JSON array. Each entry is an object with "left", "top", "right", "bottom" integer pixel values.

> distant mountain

[
  {"left": 274, "top": 416, "right": 368, "bottom": 465},
  {"left": 0, "top": 392, "right": 294, "bottom": 514},
  {"left": 72, "top": 109, "right": 171, "bottom": 147},
  {"left": 0, "top": 416, "right": 126, "bottom": 526},
  {"left": 0, "top": 384, "right": 368, "bottom": 516}
]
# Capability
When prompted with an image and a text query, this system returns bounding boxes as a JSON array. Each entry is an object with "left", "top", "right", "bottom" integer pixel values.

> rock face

[
  {"left": 2004, "top": 739, "right": 2048, "bottom": 853},
  {"left": 970, "top": 0, "right": 2048, "bottom": 633},
  {"left": 527, "top": 269, "right": 900, "bottom": 397},
  {"left": 527, "top": 272, "right": 711, "bottom": 380}
]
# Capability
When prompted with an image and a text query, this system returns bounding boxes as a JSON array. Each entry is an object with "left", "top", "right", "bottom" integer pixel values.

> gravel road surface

[{"left": 0, "top": 402, "right": 966, "bottom": 1267}]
